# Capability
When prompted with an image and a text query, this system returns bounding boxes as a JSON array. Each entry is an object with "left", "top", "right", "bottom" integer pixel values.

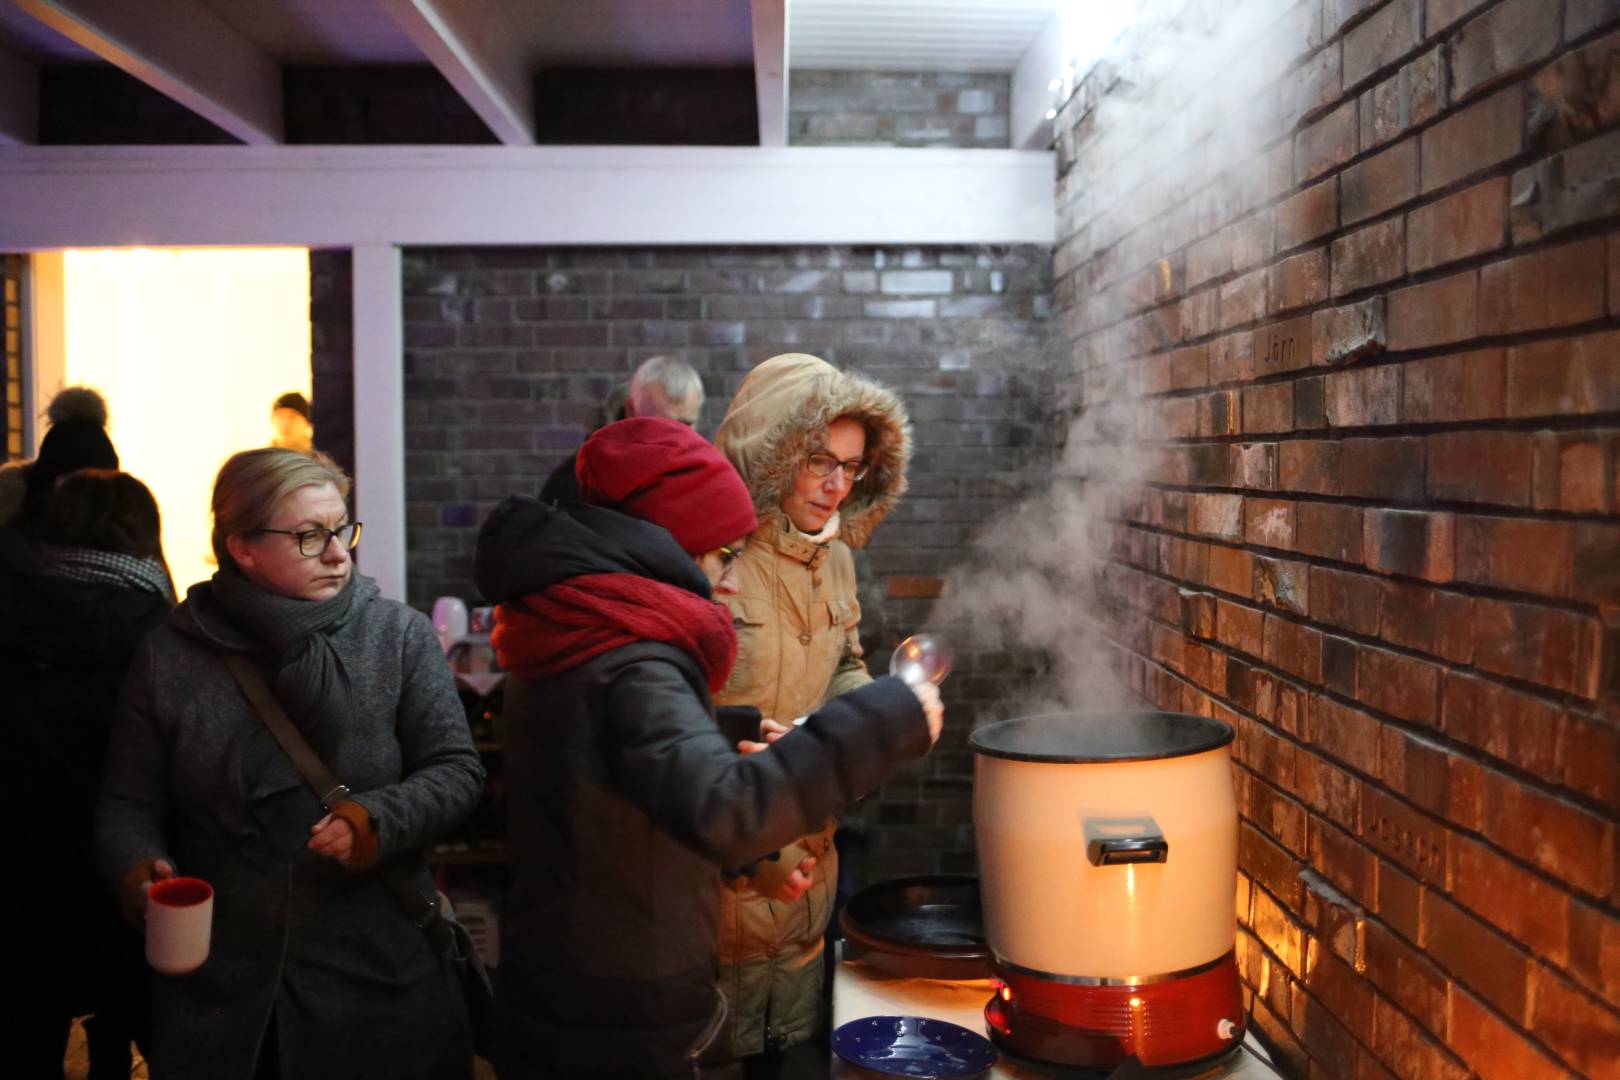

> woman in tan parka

[{"left": 712, "top": 353, "right": 911, "bottom": 1073}]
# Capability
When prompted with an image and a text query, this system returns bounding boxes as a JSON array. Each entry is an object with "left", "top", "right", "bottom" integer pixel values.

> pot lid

[{"left": 969, "top": 712, "right": 1234, "bottom": 764}]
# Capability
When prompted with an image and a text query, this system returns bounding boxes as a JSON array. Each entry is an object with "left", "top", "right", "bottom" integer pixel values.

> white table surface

[{"left": 830, "top": 956, "right": 1282, "bottom": 1079}]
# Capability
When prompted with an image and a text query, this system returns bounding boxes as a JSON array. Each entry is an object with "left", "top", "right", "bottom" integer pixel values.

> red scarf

[{"left": 492, "top": 573, "right": 738, "bottom": 693}]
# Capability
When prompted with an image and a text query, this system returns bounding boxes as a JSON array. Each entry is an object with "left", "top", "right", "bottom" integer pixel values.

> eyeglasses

[
  {"left": 805, "top": 452, "right": 869, "bottom": 482},
  {"left": 256, "top": 521, "right": 363, "bottom": 557},
  {"left": 718, "top": 544, "right": 744, "bottom": 570}
]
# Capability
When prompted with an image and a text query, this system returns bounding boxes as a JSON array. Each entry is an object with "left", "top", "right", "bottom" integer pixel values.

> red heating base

[{"left": 983, "top": 952, "right": 1245, "bottom": 1070}]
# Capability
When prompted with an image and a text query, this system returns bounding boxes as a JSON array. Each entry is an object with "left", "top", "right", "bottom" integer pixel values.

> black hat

[
  {"left": 23, "top": 418, "right": 119, "bottom": 520},
  {"left": 272, "top": 392, "right": 311, "bottom": 420}
]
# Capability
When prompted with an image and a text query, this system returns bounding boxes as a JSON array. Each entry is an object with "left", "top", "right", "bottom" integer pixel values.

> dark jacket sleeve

[
  {"left": 602, "top": 659, "right": 929, "bottom": 866},
  {"left": 539, "top": 451, "right": 581, "bottom": 506},
  {"left": 95, "top": 635, "right": 176, "bottom": 887},
  {"left": 348, "top": 610, "right": 486, "bottom": 858}
]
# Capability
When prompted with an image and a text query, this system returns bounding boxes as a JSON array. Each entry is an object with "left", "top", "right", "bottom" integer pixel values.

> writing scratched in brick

[
  {"left": 1367, "top": 813, "right": 1443, "bottom": 876},
  {"left": 1264, "top": 336, "right": 1297, "bottom": 369}
]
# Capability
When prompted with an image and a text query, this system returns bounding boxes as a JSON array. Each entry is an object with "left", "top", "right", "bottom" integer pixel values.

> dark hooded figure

[{"left": 475, "top": 417, "right": 941, "bottom": 1080}]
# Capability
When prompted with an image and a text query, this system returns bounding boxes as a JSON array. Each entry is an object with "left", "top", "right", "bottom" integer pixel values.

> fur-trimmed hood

[{"left": 713, "top": 353, "right": 910, "bottom": 550}]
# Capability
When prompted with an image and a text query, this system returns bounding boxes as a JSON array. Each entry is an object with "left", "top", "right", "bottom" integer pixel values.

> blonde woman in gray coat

[{"left": 96, "top": 448, "right": 485, "bottom": 1080}]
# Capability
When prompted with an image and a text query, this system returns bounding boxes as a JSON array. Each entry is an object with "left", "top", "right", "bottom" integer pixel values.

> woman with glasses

[
  {"left": 474, "top": 417, "right": 940, "bottom": 1079},
  {"left": 710, "top": 352, "right": 913, "bottom": 1078},
  {"left": 96, "top": 447, "right": 485, "bottom": 1080}
]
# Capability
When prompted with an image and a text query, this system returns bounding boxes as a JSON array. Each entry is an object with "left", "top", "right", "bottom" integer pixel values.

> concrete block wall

[
  {"left": 789, "top": 71, "right": 1012, "bottom": 147},
  {"left": 1050, "top": 0, "right": 1620, "bottom": 1075}
]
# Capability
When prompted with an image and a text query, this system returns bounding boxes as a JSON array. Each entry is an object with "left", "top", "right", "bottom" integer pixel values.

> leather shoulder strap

[{"left": 221, "top": 651, "right": 349, "bottom": 812}]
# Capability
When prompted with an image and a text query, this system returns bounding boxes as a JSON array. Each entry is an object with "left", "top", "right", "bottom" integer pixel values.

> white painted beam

[
  {"left": 1010, "top": 11, "right": 1063, "bottom": 151},
  {"left": 372, "top": 0, "right": 535, "bottom": 146},
  {"left": 0, "top": 44, "right": 38, "bottom": 145},
  {"left": 0, "top": 145, "right": 1056, "bottom": 248},
  {"left": 751, "top": 0, "right": 789, "bottom": 147},
  {"left": 6, "top": 0, "right": 281, "bottom": 145},
  {"left": 351, "top": 244, "right": 407, "bottom": 603}
]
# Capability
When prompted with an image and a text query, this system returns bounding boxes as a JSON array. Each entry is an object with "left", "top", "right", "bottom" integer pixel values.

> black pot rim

[{"left": 969, "top": 711, "right": 1235, "bottom": 764}]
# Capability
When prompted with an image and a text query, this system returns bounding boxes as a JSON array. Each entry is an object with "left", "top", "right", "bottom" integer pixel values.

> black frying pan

[{"left": 839, "top": 875, "right": 991, "bottom": 980}]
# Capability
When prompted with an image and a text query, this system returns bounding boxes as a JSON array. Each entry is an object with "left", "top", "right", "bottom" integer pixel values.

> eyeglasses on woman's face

[
  {"left": 718, "top": 544, "right": 745, "bottom": 571},
  {"left": 256, "top": 521, "right": 364, "bottom": 558},
  {"left": 804, "top": 451, "right": 868, "bottom": 483}
]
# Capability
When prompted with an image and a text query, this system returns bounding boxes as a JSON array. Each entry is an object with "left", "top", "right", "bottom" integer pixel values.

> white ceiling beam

[
  {"left": 751, "top": 0, "right": 789, "bottom": 147},
  {"left": 0, "top": 145, "right": 1056, "bottom": 248},
  {"left": 5, "top": 0, "right": 281, "bottom": 145},
  {"left": 1010, "top": 11, "right": 1064, "bottom": 150},
  {"left": 0, "top": 43, "right": 37, "bottom": 145},
  {"left": 372, "top": 0, "right": 535, "bottom": 147}
]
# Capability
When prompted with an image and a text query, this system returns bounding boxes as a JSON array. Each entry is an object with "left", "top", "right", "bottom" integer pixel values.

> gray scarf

[{"left": 206, "top": 567, "right": 374, "bottom": 733}]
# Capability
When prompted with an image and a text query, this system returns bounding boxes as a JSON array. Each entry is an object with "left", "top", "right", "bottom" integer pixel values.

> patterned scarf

[{"left": 45, "top": 547, "right": 174, "bottom": 601}]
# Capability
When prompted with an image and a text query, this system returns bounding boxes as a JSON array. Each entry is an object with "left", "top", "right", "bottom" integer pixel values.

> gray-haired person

[{"left": 540, "top": 355, "right": 706, "bottom": 504}]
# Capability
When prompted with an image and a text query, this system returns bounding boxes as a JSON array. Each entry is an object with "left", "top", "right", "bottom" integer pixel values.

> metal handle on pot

[{"left": 1087, "top": 836, "right": 1169, "bottom": 866}]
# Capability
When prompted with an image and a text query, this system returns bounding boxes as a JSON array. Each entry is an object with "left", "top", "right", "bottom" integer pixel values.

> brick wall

[
  {"left": 789, "top": 71, "right": 1011, "bottom": 147},
  {"left": 3, "top": 255, "right": 22, "bottom": 459},
  {"left": 309, "top": 250, "right": 355, "bottom": 481},
  {"left": 1049, "top": 0, "right": 1620, "bottom": 1076}
]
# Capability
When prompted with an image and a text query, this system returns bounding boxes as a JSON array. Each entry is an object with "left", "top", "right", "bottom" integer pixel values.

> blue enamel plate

[{"left": 832, "top": 1014, "right": 998, "bottom": 1078}]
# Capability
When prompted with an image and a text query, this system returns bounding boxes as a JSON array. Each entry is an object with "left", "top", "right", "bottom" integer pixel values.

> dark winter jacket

[
  {"left": 95, "top": 574, "right": 486, "bottom": 1080},
  {"left": 475, "top": 498, "right": 932, "bottom": 1079}
]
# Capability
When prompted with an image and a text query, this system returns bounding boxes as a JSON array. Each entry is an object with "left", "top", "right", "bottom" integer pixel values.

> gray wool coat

[{"left": 96, "top": 578, "right": 486, "bottom": 1080}]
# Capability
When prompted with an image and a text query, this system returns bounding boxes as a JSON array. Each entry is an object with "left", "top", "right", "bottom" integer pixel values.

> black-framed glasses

[
  {"left": 718, "top": 544, "right": 744, "bottom": 570},
  {"left": 805, "top": 451, "right": 868, "bottom": 482},
  {"left": 257, "top": 521, "right": 363, "bottom": 557}
]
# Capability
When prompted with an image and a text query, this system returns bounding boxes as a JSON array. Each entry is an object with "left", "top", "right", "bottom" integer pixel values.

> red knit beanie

[{"left": 576, "top": 417, "right": 759, "bottom": 556}]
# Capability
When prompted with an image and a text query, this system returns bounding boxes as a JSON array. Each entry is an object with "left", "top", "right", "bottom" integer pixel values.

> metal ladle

[{"left": 889, "top": 633, "right": 954, "bottom": 687}]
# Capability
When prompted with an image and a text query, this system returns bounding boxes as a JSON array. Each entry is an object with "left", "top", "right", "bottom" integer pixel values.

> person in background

[
  {"left": 0, "top": 385, "right": 115, "bottom": 528},
  {"left": 711, "top": 353, "right": 913, "bottom": 1077},
  {"left": 539, "top": 354, "right": 706, "bottom": 504},
  {"left": 96, "top": 447, "right": 485, "bottom": 1079},
  {"left": 269, "top": 391, "right": 314, "bottom": 453},
  {"left": 1, "top": 469, "right": 172, "bottom": 1080},
  {"left": 474, "top": 417, "right": 940, "bottom": 1079}
]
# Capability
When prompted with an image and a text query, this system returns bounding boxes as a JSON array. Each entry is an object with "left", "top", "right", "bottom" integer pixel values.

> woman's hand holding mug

[{"left": 910, "top": 681, "right": 943, "bottom": 745}]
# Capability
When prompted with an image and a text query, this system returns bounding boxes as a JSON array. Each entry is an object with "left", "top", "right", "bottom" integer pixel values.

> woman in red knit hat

[{"left": 474, "top": 417, "right": 941, "bottom": 1080}]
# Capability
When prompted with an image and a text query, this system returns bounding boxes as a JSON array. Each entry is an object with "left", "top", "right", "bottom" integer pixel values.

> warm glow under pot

[{"left": 970, "top": 711, "right": 1244, "bottom": 1070}]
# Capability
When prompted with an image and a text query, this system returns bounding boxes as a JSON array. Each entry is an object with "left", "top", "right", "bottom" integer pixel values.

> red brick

[
  {"left": 1568, "top": 898, "right": 1620, "bottom": 1002},
  {"left": 1421, "top": 85, "right": 1524, "bottom": 193},
  {"left": 1532, "top": 431, "right": 1612, "bottom": 513},
  {"left": 1245, "top": 497, "right": 1296, "bottom": 550},
  {"left": 1296, "top": 99, "right": 1360, "bottom": 184},
  {"left": 1312, "top": 296, "right": 1387, "bottom": 366},
  {"left": 1385, "top": 269, "right": 1479, "bottom": 350},
  {"left": 1449, "top": 833, "right": 1570, "bottom": 967},
  {"left": 886, "top": 576, "right": 946, "bottom": 599},
  {"left": 1231, "top": 441, "right": 1278, "bottom": 489},
  {"left": 1299, "top": 747, "right": 1363, "bottom": 828},
  {"left": 1426, "top": 0, "right": 1491, "bottom": 36},
  {"left": 1276, "top": 177, "right": 1339, "bottom": 250},
  {"left": 1266, "top": 616, "right": 1324, "bottom": 683},
  {"left": 1309, "top": 693, "right": 1380, "bottom": 774},
  {"left": 1406, "top": 177, "right": 1508, "bottom": 273},
  {"left": 1255, "top": 556, "right": 1311, "bottom": 616},
  {"left": 1166, "top": 343, "right": 1209, "bottom": 390},
  {"left": 1198, "top": 389, "right": 1240, "bottom": 437},
  {"left": 1441, "top": 670, "right": 1562, "bottom": 774},
  {"left": 1508, "top": 128, "right": 1620, "bottom": 245},
  {"left": 1364, "top": 508, "right": 1456, "bottom": 581},
  {"left": 1562, "top": 713, "right": 1620, "bottom": 810},
  {"left": 1612, "top": 230, "right": 1619, "bottom": 316},
  {"left": 1449, "top": 986, "right": 1567, "bottom": 1080},
  {"left": 1400, "top": 348, "right": 1505, "bottom": 423},
  {"left": 1378, "top": 859, "right": 1425, "bottom": 941},
  {"left": 1479, "top": 768, "right": 1616, "bottom": 897},
  {"left": 1507, "top": 330, "right": 1620, "bottom": 418},
  {"left": 1216, "top": 598, "right": 1265, "bottom": 655},
  {"left": 1310, "top": 817, "right": 1378, "bottom": 906},
  {"left": 1312, "top": 565, "right": 1383, "bottom": 637},
  {"left": 1328, "top": 365, "right": 1401, "bottom": 429},
  {"left": 1369, "top": 994, "right": 1468, "bottom": 1080},
  {"left": 1573, "top": 522, "right": 1620, "bottom": 605},
  {"left": 1343, "top": 0, "right": 1419, "bottom": 88},
  {"left": 1207, "top": 544, "right": 1255, "bottom": 598},
  {"left": 1332, "top": 217, "right": 1406, "bottom": 296},
  {"left": 1342, "top": 138, "right": 1420, "bottom": 226},
  {"left": 1251, "top": 880, "right": 1307, "bottom": 970},
  {"left": 1380, "top": 580, "right": 1472, "bottom": 662},
  {"left": 1529, "top": 964, "right": 1620, "bottom": 1077},
  {"left": 1362, "top": 918, "right": 1449, "bottom": 1036},
  {"left": 1425, "top": 430, "right": 1533, "bottom": 506},
  {"left": 1191, "top": 492, "right": 1244, "bottom": 540},
  {"left": 1180, "top": 289, "right": 1219, "bottom": 339},
  {"left": 1448, "top": 0, "right": 1562, "bottom": 103},
  {"left": 1362, "top": 784, "right": 1449, "bottom": 883},
  {"left": 1471, "top": 597, "right": 1603, "bottom": 698},
  {"left": 1279, "top": 440, "right": 1342, "bottom": 495},
  {"left": 1379, "top": 726, "right": 1451, "bottom": 817},
  {"left": 1269, "top": 249, "right": 1329, "bottom": 313},
  {"left": 1242, "top": 821, "right": 1304, "bottom": 907},
  {"left": 1454, "top": 514, "right": 1575, "bottom": 596},
  {"left": 1255, "top": 315, "right": 1315, "bottom": 377},
  {"left": 1423, "top": 891, "right": 1529, "bottom": 1019},
  {"left": 1241, "top": 381, "right": 1294, "bottom": 434},
  {"left": 1296, "top": 980, "right": 1362, "bottom": 1069},
  {"left": 1283, "top": 40, "right": 1344, "bottom": 127},
  {"left": 1297, "top": 502, "right": 1365, "bottom": 563},
  {"left": 1361, "top": 49, "right": 1445, "bottom": 150},
  {"left": 1360, "top": 647, "right": 1441, "bottom": 724},
  {"left": 1208, "top": 330, "right": 1255, "bottom": 384},
  {"left": 1341, "top": 436, "right": 1424, "bottom": 501},
  {"left": 1220, "top": 267, "right": 1269, "bottom": 330},
  {"left": 1479, "top": 237, "right": 1608, "bottom": 336}
]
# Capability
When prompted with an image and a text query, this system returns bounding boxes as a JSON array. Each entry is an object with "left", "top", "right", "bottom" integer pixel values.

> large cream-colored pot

[{"left": 970, "top": 712, "right": 1237, "bottom": 981}]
